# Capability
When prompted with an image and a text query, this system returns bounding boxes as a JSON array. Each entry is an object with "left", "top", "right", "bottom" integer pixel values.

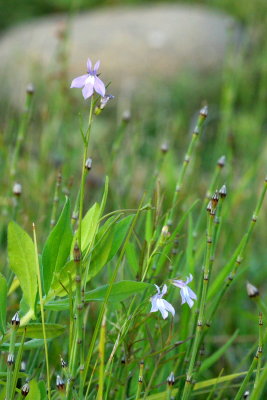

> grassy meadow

[{"left": 0, "top": 0, "right": 267, "bottom": 399}]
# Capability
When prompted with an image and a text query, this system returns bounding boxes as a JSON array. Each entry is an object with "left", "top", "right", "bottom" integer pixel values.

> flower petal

[
  {"left": 172, "top": 280, "right": 184, "bottom": 289},
  {"left": 185, "top": 274, "right": 193, "bottom": 284},
  {"left": 94, "top": 60, "right": 100, "bottom": 73},
  {"left": 70, "top": 74, "right": 88, "bottom": 88},
  {"left": 154, "top": 284, "right": 160, "bottom": 294},
  {"left": 162, "top": 299, "right": 175, "bottom": 317},
  {"left": 94, "top": 76, "right": 106, "bottom": 97},
  {"left": 162, "top": 284, "right": 168, "bottom": 296},
  {"left": 181, "top": 287, "right": 194, "bottom": 308},
  {"left": 187, "top": 287, "right": 197, "bottom": 300},
  {"left": 87, "top": 58, "right": 92, "bottom": 73},
  {"left": 157, "top": 299, "right": 168, "bottom": 319},
  {"left": 150, "top": 295, "right": 159, "bottom": 312},
  {"left": 82, "top": 83, "right": 94, "bottom": 99}
]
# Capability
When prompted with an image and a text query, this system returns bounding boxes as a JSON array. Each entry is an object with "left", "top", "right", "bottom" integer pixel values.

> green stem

[
  {"left": 181, "top": 213, "right": 214, "bottom": 400},
  {"left": 33, "top": 223, "right": 51, "bottom": 400},
  {"left": 168, "top": 107, "right": 207, "bottom": 224}
]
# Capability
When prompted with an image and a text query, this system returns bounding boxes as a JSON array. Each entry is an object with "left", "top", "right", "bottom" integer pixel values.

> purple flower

[
  {"left": 70, "top": 58, "right": 105, "bottom": 99},
  {"left": 150, "top": 284, "right": 175, "bottom": 320},
  {"left": 172, "top": 274, "right": 197, "bottom": 308}
]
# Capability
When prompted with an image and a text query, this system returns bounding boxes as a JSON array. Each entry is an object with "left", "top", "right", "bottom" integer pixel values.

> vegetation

[{"left": 0, "top": 0, "right": 267, "bottom": 398}]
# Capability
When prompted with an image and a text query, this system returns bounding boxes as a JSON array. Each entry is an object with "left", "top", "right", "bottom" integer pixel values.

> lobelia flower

[
  {"left": 70, "top": 58, "right": 106, "bottom": 99},
  {"left": 150, "top": 284, "right": 175, "bottom": 320},
  {"left": 172, "top": 274, "right": 197, "bottom": 308}
]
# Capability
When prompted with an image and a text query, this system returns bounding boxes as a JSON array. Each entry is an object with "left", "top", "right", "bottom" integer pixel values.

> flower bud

[
  {"left": 211, "top": 191, "right": 219, "bottom": 208},
  {"left": 60, "top": 356, "right": 67, "bottom": 368}
]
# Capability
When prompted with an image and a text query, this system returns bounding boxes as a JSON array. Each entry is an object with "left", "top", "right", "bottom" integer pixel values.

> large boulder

[{"left": 0, "top": 4, "right": 241, "bottom": 103}]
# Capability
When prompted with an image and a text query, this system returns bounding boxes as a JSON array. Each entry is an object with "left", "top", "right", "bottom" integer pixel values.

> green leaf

[
  {"left": 125, "top": 242, "right": 139, "bottom": 276},
  {"left": 72, "top": 202, "right": 100, "bottom": 256},
  {"left": 45, "top": 281, "right": 153, "bottom": 311},
  {"left": 38, "top": 381, "right": 47, "bottom": 399},
  {"left": 0, "top": 339, "right": 51, "bottom": 350},
  {"left": 0, "top": 273, "right": 7, "bottom": 334},
  {"left": 42, "top": 198, "right": 72, "bottom": 294},
  {"left": 27, "top": 379, "right": 40, "bottom": 400},
  {"left": 87, "top": 215, "right": 134, "bottom": 280},
  {"left": 8, "top": 221, "right": 37, "bottom": 312},
  {"left": 16, "top": 323, "right": 65, "bottom": 339}
]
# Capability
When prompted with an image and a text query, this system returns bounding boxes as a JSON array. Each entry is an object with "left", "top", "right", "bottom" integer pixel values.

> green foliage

[
  {"left": 42, "top": 197, "right": 73, "bottom": 294},
  {"left": 45, "top": 280, "right": 153, "bottom": 310},
  {"left": 7, "top": 221, "right": 37, "bottom": 312},
  {"left": 16, "top": 323, "right": 65, "bottom": 339}
]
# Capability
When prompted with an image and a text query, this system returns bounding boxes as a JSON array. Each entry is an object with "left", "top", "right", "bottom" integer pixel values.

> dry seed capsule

[
  {"left": 211, "top": 191, "right": 219, "bottom": 208},
  {"left": 199, "top": 105, "right": 208, "bottom": 118}
]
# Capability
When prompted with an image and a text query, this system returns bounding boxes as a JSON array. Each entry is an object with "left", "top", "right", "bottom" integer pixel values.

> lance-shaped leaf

[
  {"left": 42, "top": 198, "right": 72, "bottom": 294},
  {"left": 45, "top": 281, "right": 153, "bottom": 311},
  {"left": 8, "top": 221, "right": 37, "bottom": 312},
  {"left": 16, "top": 323, "right": 66, "bottom": 339}
]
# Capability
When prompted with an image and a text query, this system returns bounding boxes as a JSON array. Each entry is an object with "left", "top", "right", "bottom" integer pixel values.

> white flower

[
  {"left": 150, "top": 284, "right": 175, "bottom": 320},
  {"left": 172, "top": 274, "right": 197, "bottom": 308}
]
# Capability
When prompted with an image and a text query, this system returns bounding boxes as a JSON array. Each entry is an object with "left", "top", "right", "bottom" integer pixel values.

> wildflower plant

[{"left": 0, "top": 32, "right": 267, "bottom": 400}]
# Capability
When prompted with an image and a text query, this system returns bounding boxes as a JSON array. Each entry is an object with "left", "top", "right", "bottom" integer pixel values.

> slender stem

[
  {"left": 33, "top": 223, "right": 51, "bottom": 400},
  {"left": 181, "top": 212, "right": 214, "bottom": 400},
  {"left": 234, "top": 313, "right": 263, "bottom": 400},
  {"left": 6, "top": 325, "right": 17, "bottom": 399},
  {"left": 96, "top": 310, "right": 106, "bottom": 400},
  {"left": 168, "top": 107, "right": 207, "bottom": 224},
  {"left": 50, "top": 171, "right": 62, "bottom": 229},
  {"left": 135, "top": 361, "right": 144, "bottom": 400}
]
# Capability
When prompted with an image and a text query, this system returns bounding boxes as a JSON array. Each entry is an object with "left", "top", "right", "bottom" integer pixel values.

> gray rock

[{"left": 0, "top": 4, "right": 241, "bottom": 104}]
